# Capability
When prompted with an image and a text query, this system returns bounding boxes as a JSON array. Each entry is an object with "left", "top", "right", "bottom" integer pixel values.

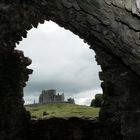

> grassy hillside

[{"left": 25, "top": 103, "right": 100, "bottom": 119}]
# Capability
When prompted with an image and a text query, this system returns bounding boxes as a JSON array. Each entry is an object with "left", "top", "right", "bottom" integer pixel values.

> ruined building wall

[
  {"left": 39, "top": 90, "right": 64, "bottom": 104},
  {"left": 40, "top": 89, "right": 56, "bottom": 103},
  {"left": 0, "top": 0, "right": 140, "bottom": 140}
]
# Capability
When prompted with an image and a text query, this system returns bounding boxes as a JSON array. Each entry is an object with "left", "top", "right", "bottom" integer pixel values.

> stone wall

[
  {"left": 29, "top": 117, "right": 123, "bottom": 140},
  {"left": 0, "top": 0, "right": 140, "bottom": 140},
  {"left": 0, "top": 50, "right": 32, "bottom": 140}
]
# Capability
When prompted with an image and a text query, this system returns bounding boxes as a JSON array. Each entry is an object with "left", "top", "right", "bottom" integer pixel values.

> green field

[{"left": 25, "top": 103, "right": 100, "bottom": 119}]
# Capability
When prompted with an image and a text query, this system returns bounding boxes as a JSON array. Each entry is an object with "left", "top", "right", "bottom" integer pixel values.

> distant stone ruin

[
  {"left": 39, "top": 89, "right": 75, "bottom": 104},
  {"left": 67, "top": 97, "right": 75, "bottom": 104}
]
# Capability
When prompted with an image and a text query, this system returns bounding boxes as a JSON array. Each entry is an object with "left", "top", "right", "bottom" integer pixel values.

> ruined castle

[{"left": 39, "top": 89, "right": 75, "bottom": 104}]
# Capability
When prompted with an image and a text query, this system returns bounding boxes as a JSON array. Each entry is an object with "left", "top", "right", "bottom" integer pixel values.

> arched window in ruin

[{"left": 17, "top": 21, "right": 102, "bottom": 118}]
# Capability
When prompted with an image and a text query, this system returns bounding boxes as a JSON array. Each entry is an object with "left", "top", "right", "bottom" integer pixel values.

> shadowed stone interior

[{"left": 0, "top": 0, "right": 140, "bottom": 140}]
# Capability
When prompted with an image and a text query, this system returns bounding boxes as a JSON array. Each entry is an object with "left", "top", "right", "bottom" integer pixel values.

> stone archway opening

[
  {"left": 17, "top": 21, "right": 102, "bottom": 119},
  {"left": 1, "top": 1, "right": 140, "bottom": 140}
]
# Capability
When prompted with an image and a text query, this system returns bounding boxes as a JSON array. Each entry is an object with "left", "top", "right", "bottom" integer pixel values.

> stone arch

[
  {"left": 0, "top": 0, "right": 140, "bottom": 140},
  {"left": 18, "top": 21, "right": 101, "bottom": 106}
]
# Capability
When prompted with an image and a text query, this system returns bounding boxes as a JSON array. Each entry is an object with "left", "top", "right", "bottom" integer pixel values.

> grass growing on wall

[{"left": 25, "top": 103, "right": 100, "bottom": 119}]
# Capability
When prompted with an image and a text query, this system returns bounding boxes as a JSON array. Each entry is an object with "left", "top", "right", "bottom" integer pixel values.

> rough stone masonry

[{"left": 0, "top": 0, "right": 140, "bottom": 140}]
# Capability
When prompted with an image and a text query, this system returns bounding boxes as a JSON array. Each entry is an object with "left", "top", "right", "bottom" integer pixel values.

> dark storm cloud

[{"left": 24, "top": 76, "right": 101, "bottom": 95}]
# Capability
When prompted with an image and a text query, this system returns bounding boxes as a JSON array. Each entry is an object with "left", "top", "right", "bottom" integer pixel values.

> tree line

[{"left": 90, "top": 94, "right": 103, "bottom": 107}]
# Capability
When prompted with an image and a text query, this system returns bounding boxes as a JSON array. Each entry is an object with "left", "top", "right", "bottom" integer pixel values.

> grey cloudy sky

[{"left": 17, "top": 21, "right": 102, "bottom": 105}]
